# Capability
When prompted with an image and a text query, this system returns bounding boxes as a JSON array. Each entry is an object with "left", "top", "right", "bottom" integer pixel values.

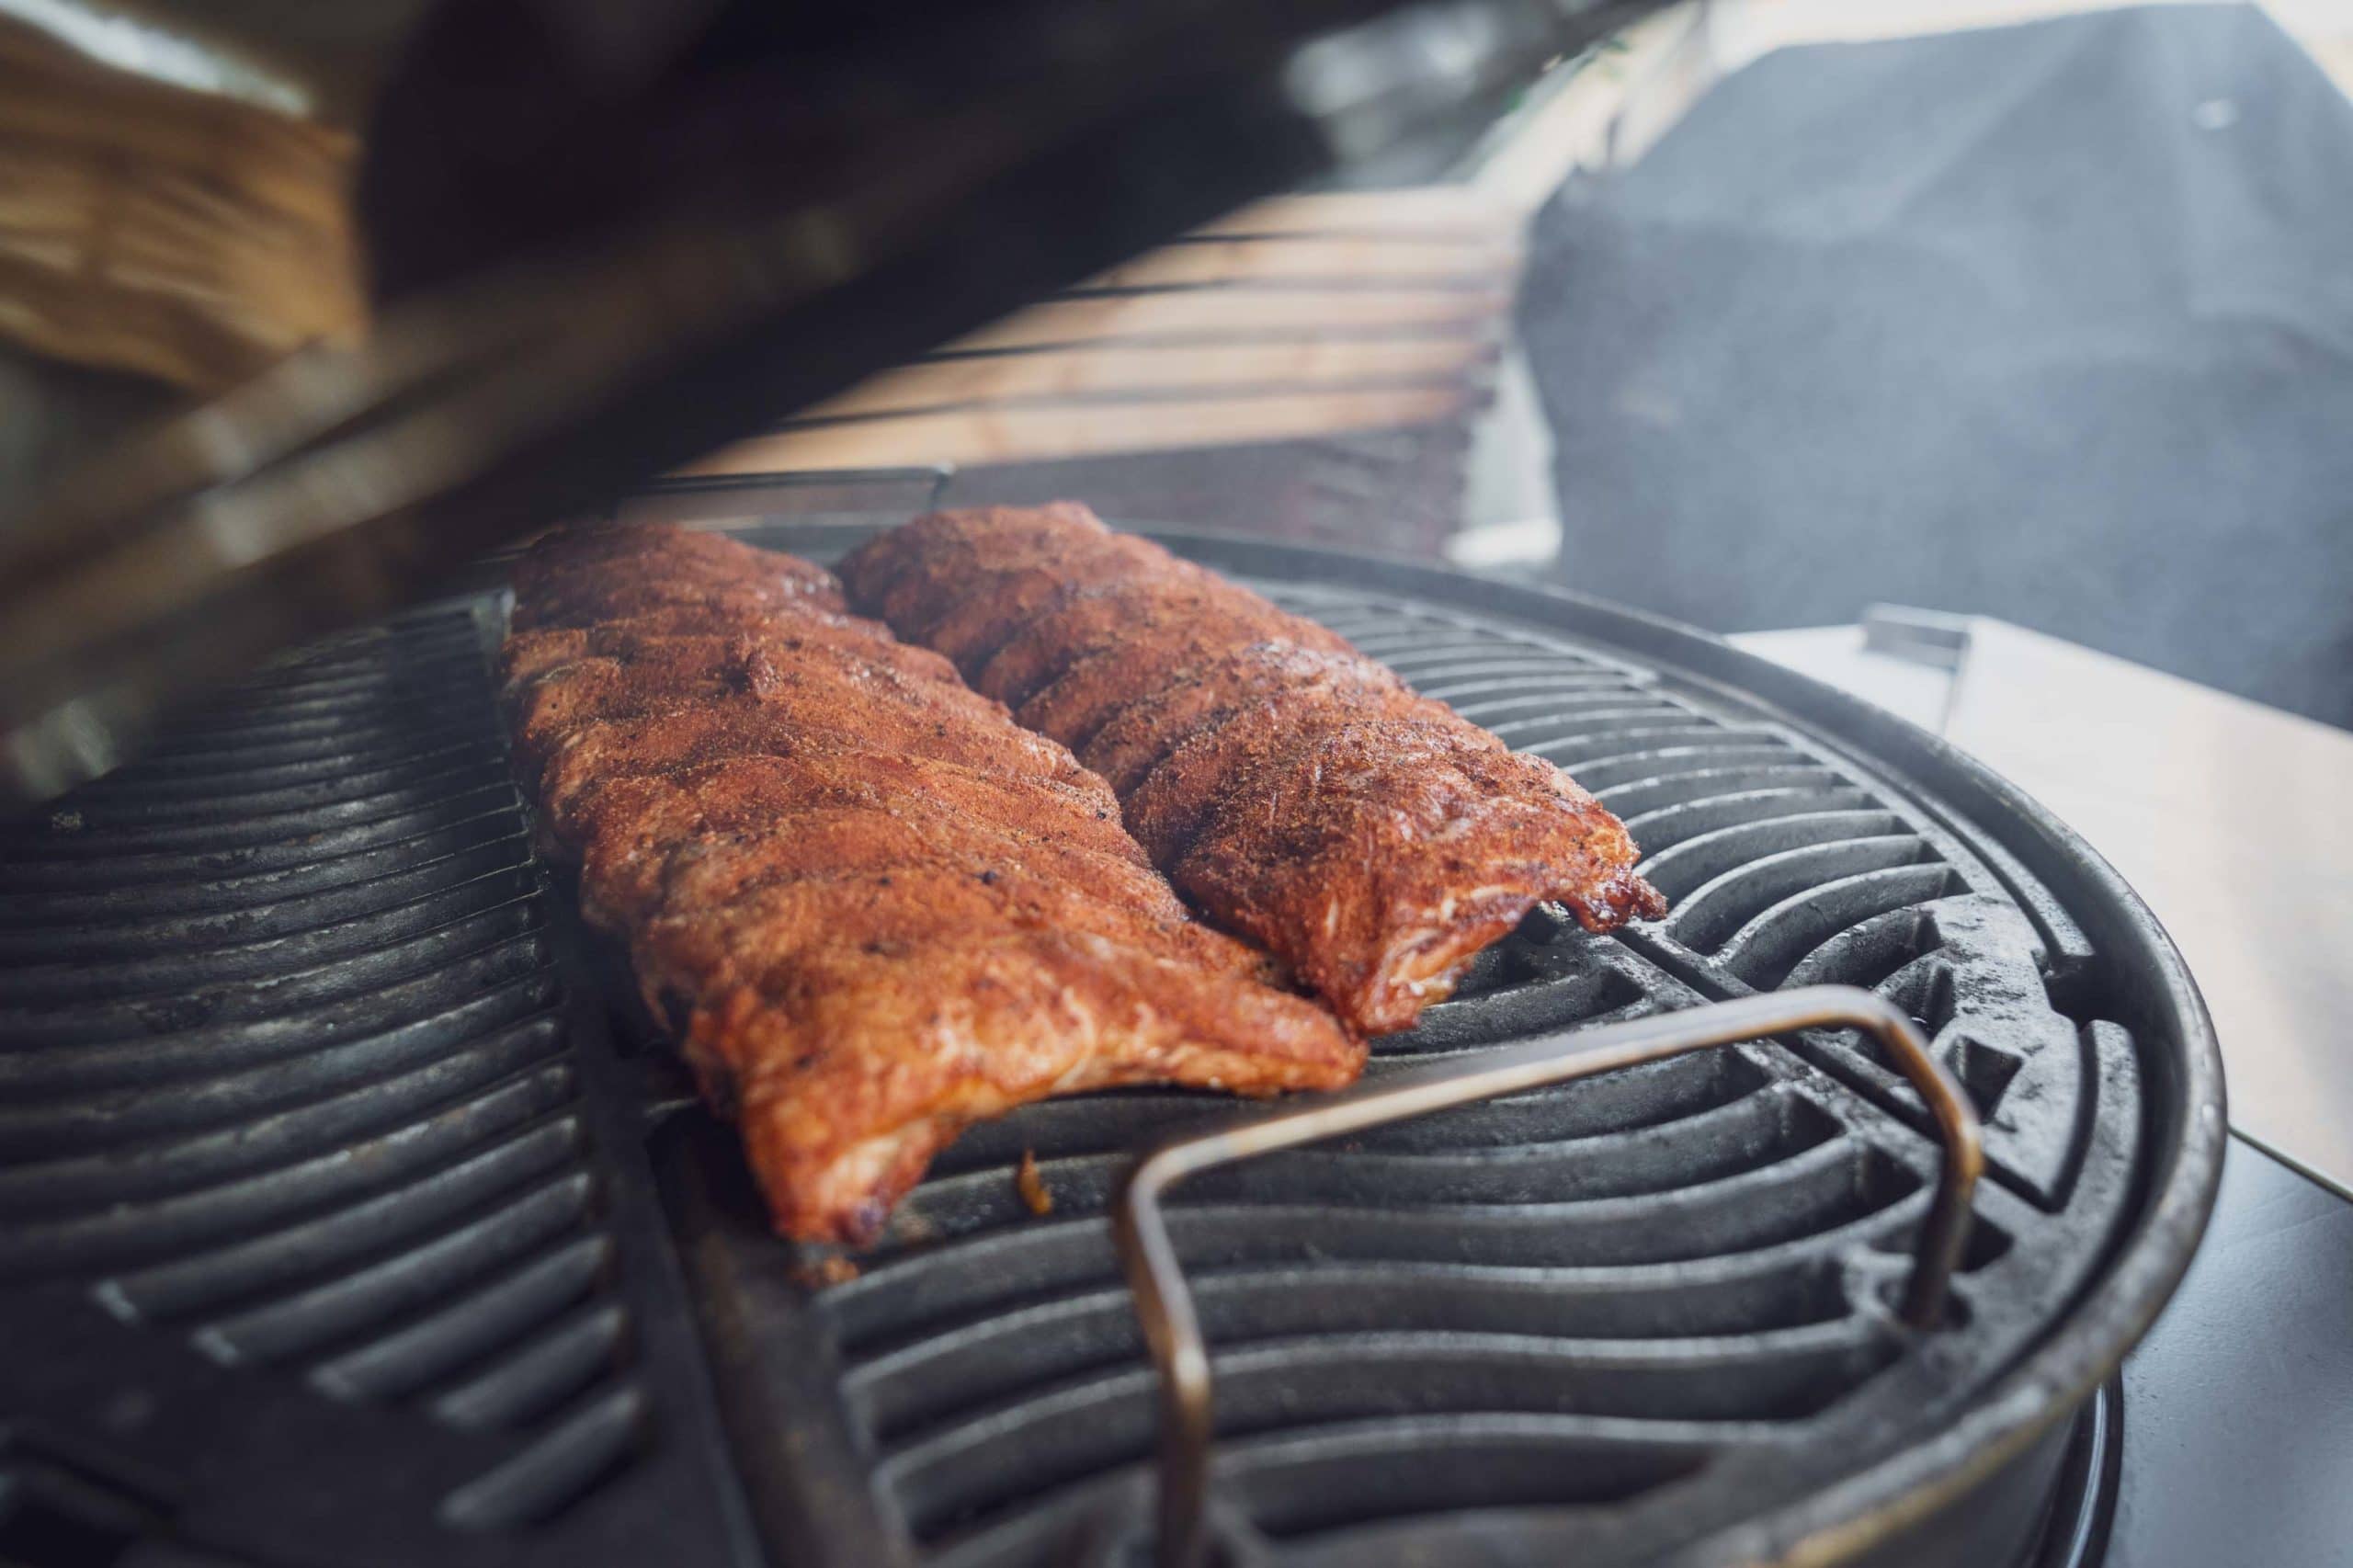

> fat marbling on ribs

[
  {"left": 502, "top": 521, "right": 1360, "bottom": 1244},
  {"left": 838, "top": 505, "right": 1667, "bottom": 1036}
]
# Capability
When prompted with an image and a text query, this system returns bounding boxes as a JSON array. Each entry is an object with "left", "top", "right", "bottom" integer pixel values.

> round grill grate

[{"left": 0, "top": 525, "right": 2221, "bottom": 1568}]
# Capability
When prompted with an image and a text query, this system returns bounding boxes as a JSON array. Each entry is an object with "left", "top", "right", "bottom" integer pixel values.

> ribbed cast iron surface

[
  {"left": 0, "top": 536, "right": 2167, "bottom": 1568},
  {"left": 0, "top": 605, "right": 747, "bottom": 1568}
]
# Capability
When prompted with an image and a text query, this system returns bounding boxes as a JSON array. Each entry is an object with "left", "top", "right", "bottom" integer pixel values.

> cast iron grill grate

[
  {"left": 0, "top": 605, "right": 748, "bottom": 1568},
  {"left": 657, "top": 532, "right": 2158, "bottom": 1568},
  {"left": 0, "top": 528, "right": 2196, "bottom": 1568}
]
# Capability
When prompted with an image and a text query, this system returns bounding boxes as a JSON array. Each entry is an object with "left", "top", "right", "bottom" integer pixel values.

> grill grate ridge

[
  {"left": 69, "top": 735, "right": 503, "bottom": 803},
  {"left": 844, "top": 1253, "right": 1857, "bottom": 1441},
  {"left": 1, "top": 763, "right": 522, "bottom": 854},
  {"left": 0, "top": 1032, "right": 571, "bottom": 1210},
  {"left": 887, "top": 1323, "right": 1900, "bottom": 1546},
  {"left": 119, "top": 716, "right": 500, "bottom": 778},
  {"left": 188, "top": 1170, "right": 598, "bottom": 1367},
  {"left": 0, "top": 1059, "right": 584, "bottom": 1277},
  {"left": 0, "top": 790, "right": 532, "bottom": 892},
  {"left": 430, "top": 1302, "right": 633, "bottom": 1432},
  {"left": 0, "top": 906, "right": 549, "bottom": 1050},
  {"left": 0, "top": 960, "right": 559, "bottom": 1096},
  {"left": 436, "top": 1384, "right": 649, "bottom": 1533},
  {"left": 1637, "top": 811, "right": 1911, "bottom": 900},
  {"left": 0, "top": 869, "right": 544, "bottom": 1005},
  {"left": 0, "top": 1010, "right": 564, "bottom": 1160},
  {"left": 98, "top": 1119, "right": 590, "bottom": 1322},
  {"left": 0, "top": 835, "right": 537, "bottom": 952},
  {"left": 307, "top": 1232, "right": 615, "bottom": 1402},
  {"left": 51, "top": 749, "right": 513, "bottom": 825}
]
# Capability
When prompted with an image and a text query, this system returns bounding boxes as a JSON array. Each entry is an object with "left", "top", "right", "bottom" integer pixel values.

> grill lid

[{"left": 0, "top": 526, "right": 2222, "bottom": 1568}]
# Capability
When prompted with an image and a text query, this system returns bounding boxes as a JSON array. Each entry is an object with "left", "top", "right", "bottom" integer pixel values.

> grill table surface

[{"left": 1738, "top": 616, "right": 2353, "bottom": 1203}]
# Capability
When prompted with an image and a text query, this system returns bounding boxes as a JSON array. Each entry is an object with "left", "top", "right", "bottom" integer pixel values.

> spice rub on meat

[
  {"left": 503, "top": 521, "right": 1360, "bottom": 1244},
  {"left": 840, "top": 505, "right": 1667, "bottom": 1036}
]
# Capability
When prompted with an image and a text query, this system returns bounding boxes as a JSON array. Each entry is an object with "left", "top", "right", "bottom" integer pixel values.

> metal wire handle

[{"left": 1110, "top": 983, "right": 1985, "bottom": 1568}]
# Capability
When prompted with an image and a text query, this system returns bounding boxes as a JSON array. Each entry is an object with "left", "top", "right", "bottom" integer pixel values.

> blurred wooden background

[{"left": 676, "top": 188, "right": 1529, "bottom": 556}]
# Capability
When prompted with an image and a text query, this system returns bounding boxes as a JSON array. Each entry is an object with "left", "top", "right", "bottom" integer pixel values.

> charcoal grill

[{"left": 0, "top": 518, "right": 2222, "bottom": 1568}]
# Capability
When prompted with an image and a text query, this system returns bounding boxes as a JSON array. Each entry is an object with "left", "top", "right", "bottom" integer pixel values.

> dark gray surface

[
  {"left": 1520, "top": 4, "right": 2353, "bottom": 730},
  {"left": 2111, "top": 1134, "right": 2353, "bottom": 1567}
]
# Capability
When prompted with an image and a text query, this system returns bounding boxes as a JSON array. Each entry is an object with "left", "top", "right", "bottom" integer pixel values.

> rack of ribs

[
  {"left": 502, "top": 522, "right": 1361, "bottom": 1244},
  {"left": 838, "top": 505, "right": 1667, "bottom": 1036}
]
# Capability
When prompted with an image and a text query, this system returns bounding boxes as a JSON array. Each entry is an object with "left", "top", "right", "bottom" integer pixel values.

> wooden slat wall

[
  {"left": 946, "top": 287, "right": 1510, "bottom": 351},
  {"left": 681, "top": 188, "right": 1521, "bottom": 477},
  {"left": 687, "top": 387, "right": 1479, "bottom": 474},
  {"left": 806, "top": 340, "right": 1494, "bottom": 417}
]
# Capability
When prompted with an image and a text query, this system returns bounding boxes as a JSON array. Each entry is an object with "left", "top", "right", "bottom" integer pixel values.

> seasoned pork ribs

[
  {"left": 502, "top": 522, "right": 1360, "bottom": 1244},
  {"left": 839, "top": 506, "right": 1667, "bottom": 1035}
]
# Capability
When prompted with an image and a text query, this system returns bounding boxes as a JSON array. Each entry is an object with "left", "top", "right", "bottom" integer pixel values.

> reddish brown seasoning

[
  {"left": 839, "top": 505, "right": 1668, "bottom": 1035},
  {"left": 1016, "top": 1149, "right": 1054, "bottom": 1216},
  {"left": 502, "top": 522, "right": 1361, "bottom": 1244}
]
